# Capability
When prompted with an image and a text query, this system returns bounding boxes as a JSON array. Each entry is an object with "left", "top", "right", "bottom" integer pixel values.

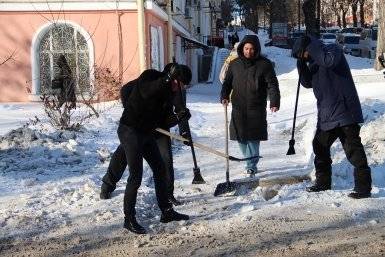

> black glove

[
  {"left": 180, "top": 131, "right": 192, "bottom": 146},
  {"left": 176, "top": 108, "right": 191, "bottom": 122},
  {"left": 297, "top": 59, "right": 307, "bottom": 71}
]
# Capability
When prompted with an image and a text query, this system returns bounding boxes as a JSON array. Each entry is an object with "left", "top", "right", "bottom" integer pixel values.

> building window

[{"left": 39, "top": 24, "right": 90, "bottom": 94}]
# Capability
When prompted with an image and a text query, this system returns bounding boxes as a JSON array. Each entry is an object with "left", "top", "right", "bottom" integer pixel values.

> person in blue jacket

[{"left": 292, "top": 35, "right": 372, "bottom": 199}]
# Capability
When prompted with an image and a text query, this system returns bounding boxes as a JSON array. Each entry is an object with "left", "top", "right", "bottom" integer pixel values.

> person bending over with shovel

[
  {"left": 100, "top": 64, "right": 192, "bottom": 207},
  {"left": 292, "top": 35, "right": 372, "bottom": 199},
  {"left": 221, "top": 35, "right": 280, "bottom": 176},
  {"left": 101, "top": 64, "right": 191, "bottom": 234}
]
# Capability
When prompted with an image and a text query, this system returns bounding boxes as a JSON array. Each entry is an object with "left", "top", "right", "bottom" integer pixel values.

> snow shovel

[
  {"left": 287, "top": 56, "right": 303, "bottom": 155},
  {"left": 177, "top": 82, "right": 205, "bottom": 184},
  {"left": 214, "top": 104, "right": 238, "bottom": 196},
  {"left": 155, "top": 128, "right": 262, "bottom": 162}
]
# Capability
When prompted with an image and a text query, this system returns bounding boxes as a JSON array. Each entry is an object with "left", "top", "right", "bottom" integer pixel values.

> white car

[
  {"left": 321, "top": 33, "right": 337, "bottom": 45},
  {"left": 337, "top": 33, "right": 361, "bottom": 57}
]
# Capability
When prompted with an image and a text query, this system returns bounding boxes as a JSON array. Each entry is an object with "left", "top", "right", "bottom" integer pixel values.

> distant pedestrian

[{"left": 219, "top": 42, "right": 239, "bottom": 84}]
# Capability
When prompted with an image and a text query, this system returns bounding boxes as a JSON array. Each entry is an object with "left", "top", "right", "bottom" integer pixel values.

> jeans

[{"left": 238, "top": 140, "right": 260, "bottom": 172}]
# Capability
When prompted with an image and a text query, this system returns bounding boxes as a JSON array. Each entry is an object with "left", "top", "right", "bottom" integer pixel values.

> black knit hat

[{"left": 163, "top": 63, "right": 192, "bottom": 85}]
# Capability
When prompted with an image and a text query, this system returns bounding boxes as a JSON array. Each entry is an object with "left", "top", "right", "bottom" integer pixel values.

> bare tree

[
  {"left": 359, "top": 0, "right": 366, "bottom": 26},
  {"left": 351, "top": 0, "right": 359, "bottom": 27},
  {"left": 0, "top": 50, "right": 17, "bottom": 67}
]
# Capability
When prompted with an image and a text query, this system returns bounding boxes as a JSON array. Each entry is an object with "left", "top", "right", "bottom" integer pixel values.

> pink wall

[{"left": 0, "top": 10, "right": 141, "bottom": 102}]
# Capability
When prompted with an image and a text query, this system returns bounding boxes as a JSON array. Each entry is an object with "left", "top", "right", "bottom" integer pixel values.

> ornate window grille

[{"left": 39, "top": 24, "right": 90, "bottom": 94}]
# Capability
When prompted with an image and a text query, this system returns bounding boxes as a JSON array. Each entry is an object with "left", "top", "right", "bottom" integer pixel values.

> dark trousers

[
  {"left": 104, "top": 124, "right": 172, "bottom": 217},
  {"left": 312, "top": 123, "right": 372, "bottom": 193},
  {"left": 102, "top": 131, "right": 175, "bottom": 198}
]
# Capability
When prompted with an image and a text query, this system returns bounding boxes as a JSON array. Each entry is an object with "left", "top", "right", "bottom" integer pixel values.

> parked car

[
  {"left": 339, "top": 27, "right": 363, "bottom": 34},
  {"left": 359, "top": 28, "right": 378, "bottom": 59},
  {"left": 321, "top": 33, "right": 337, "bottom": 45},
  {"left": 337, "top": 33, "right": 361, "bottom": 56},
  {"left": 326, "top": 28, "right": 340, "bottom": 34},
  {"left": 336, "top": 27, "right": 362, "bottom": 43}
]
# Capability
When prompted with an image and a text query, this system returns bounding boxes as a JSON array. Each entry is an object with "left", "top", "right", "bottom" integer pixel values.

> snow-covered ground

[{"left": 1, "top": 30, "right": 385, "bottom": 257}]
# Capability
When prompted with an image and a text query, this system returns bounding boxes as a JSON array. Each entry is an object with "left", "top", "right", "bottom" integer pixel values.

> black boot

[
  {"left": 169, "top": 195, "right": 183, "bottom": 206},
  {"left": 100, "top": 183, "right": 112, "bottom": 200},
  {"left": 348, "top": 191, "right": 371, "bottom": 199},
  {"left": 353, "top": 168, "right": 372, "bottom": 198},
  {"left": 124, "top": 216, "right": 146, "bottom": 234},
  {"left": 160, "top": 208, "right": 189, "bottom": 223},
  {"left": 306, "top": 184, "right": 331, "bottom": 192}
]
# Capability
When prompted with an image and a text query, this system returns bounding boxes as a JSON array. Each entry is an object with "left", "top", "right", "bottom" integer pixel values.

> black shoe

[
  {"left": 100, "top": 189, "right": 112, "bottom": 200},
  {"left": 169, "top": 196, "right": 183, "bottom": 206},
  {"left": 348, "top": 192, "right": 371, "bottom": 199},
  {"left": 306, "top": 185, "right": 331, "bottom": 193},
  {"left": 100, "top": 183, "right": 113, "bottom": 200},
  {"left": 160, "top": 209, "right": 189, "bottom": 223},
  {"left": 124, "top": 216, "right": 146, "bottom": 234}
]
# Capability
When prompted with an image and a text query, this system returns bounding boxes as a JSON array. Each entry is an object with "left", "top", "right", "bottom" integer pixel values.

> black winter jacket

[
  {"left": 221, "top": 35, "right": 280, "bottom": 141},
  {"left": 299, "top": 37, "right": 364, "bottom": 131},
  {"left": 119, "top": 69, "right": 179, "bottom": 131}
]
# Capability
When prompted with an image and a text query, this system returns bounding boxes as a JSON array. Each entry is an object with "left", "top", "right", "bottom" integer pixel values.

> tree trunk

[
  {"left": 359, "top": 0, "right": 365, "bottom": 27},
  {"left": 303, "top": 0, "right": 318, "bottom": 36},
  {"left": 375, "top": 0, "right": 385, "bottom": 70},
  {"left": 337, "top": 12, "right": 341, "bottom": 28},
  {"left": 352, "top": 2, "right": 358, "bottom": 27},
  {"left": 270, "top": 0, "right": 288, "bottom": 23},
  {"left": 342, "top": 9, "right": 347, "bottom": 27}
]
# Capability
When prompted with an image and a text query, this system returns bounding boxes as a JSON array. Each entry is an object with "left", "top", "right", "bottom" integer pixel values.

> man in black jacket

[
  {"left": 293, "top": 36, "right": 372, "bottom": 199},
  {"left": 100, "top": 65, "right": 191, "bottom": 206},
  {"left": 221, "top": 35, "right": 280, "bottom": 176},
  {"left": 101, "top": 64, "right": 191, "bottom": 234}
]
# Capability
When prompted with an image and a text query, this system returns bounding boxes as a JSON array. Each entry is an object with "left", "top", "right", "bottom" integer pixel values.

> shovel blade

[
  {"left": 286, "top": 139, "right": 296, "bottom": 155},
  {"left": 214, "top": 181, "right": 237, "bottom": 196},
  {"left": 192, "top": 168, "right": 206, "bottom": 184}
]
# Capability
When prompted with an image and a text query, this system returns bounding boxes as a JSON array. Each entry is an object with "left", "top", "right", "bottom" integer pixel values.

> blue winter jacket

[{"left": 298, "top": 37, "right": 364, "bottom": 131}]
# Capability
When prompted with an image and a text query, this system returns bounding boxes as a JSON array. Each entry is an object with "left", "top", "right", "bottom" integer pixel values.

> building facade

[{"left": 0, "top": 0, "right": 210, "bottom": 102}]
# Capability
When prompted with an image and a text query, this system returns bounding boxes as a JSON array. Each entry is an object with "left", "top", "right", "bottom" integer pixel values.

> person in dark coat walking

[
  {"left": 292, "top": 35, "right": 372, "bottom": 199},
  {"left": 221, "top": 35, "right": 280, "bottom": 175},
  {"left": 100, "top": 64, "right": 192, "bottom": 206},
  {"left": 101, "top": 64, "right": 191, "bottom": 234}
]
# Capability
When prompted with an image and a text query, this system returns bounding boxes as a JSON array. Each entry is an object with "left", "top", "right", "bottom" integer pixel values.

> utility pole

[
  {"left": 137, "top": 0, "right": 146, "bottom": 72},
  {"left": 167, "top": 0, "right": 174, "bottom": 63}
]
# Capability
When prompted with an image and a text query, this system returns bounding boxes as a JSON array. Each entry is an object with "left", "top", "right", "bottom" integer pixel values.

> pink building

[{"left": 0, "top": 0, "right": 208, "bottom": 102}]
